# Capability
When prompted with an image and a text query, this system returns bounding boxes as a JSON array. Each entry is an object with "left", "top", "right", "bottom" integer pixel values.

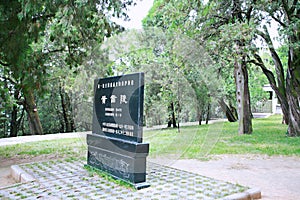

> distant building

[{"left": 262, "top": 84, "right": 282, "bottom": 114}]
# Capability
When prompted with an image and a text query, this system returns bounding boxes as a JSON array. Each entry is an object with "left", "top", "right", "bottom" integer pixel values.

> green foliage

[
  {"left": 249, "top": 64, "right": 269, "bottom": 110},
  {"left": 0, "top": 0, "right": 136, "bottom": 136},
  {"left": 143, "top": 0, "right": 300, "bottom": 136},
  {"left": 103, "top": 27, "right": 223, "bottom": 126},
  {"left": 1, "top": 0, "right": 297, "bottom": 137},
  {"left": 143, "top": 0, "right": 202, "bottom": 36},
  {"left": 36, "top": 91, "right": 63, "bottom": 134}
]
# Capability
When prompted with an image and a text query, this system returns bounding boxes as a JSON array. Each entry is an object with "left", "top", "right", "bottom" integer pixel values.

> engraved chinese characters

[{"left": 93, "top": 73, "right": 144, "bottom": 143}]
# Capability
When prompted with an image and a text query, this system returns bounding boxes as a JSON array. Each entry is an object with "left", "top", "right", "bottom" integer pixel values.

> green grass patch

[
  {"left": 1, "top": 115, "right": 299, "bottom": 162},
  {"left": 0, "top": 138, "right": 86, "bottom": 160},
  {"left": 144, "top": 115, "right": 300, "bottom": 158},
  {"left": 84, "top": 165, "right": 135, "bottom": 190}
]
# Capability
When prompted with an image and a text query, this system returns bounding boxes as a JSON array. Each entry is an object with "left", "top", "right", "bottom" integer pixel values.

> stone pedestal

[{"left": 87, "top": 133, "right": 149, "bottom": 188}]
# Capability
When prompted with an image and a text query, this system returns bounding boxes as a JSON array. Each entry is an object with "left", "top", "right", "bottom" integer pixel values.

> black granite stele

[{"left": 87, "top": 72, "right": 149, "bottom": 189}]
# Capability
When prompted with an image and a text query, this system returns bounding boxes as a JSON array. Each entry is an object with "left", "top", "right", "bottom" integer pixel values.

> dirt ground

[
  {"left": 150, "top": 154, "right": 300, "bottom": 200},
  {"left": 0, "top": 154, "right": 64, "bottom": 188},
  {"left": 0, "top": 167, "right": 16, "bottom": 187},
  {"left": 1, "top": 154, "right": 300, "bottom": 200}
]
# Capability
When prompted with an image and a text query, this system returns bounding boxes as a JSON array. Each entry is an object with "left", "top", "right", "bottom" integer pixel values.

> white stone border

[
  {"left": 221, "top": 188, "right": 261, "bottom": 200},
  {"left": 10, "top": 165, "right": 35, "bottom": 183}
]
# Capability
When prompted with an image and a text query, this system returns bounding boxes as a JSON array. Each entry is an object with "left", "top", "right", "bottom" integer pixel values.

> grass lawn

[
  {"left": 0, "top": 115, "right": 299, "bottom": 161},
  {"left": 144, "top": 114, "right": 300, "bottom": 159},
  {"left": 0, "top": 138, "right": 86, "bottom": 160}
]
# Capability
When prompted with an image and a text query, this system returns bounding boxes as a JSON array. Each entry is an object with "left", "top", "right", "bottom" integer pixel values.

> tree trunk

[
  {"left": 57, "top": 110, "right": 65, "bottom": 133},
  {"left": 59, "top": 86, "right": 75, "bottom": 132},
  {"left": 235, "top": 60, "right": 245, "bottom": 134},
  {"left": 286, "top": 28, "right": 300, "bottom": 136},
  {"left": 256, "top": 26, "right": 290, "bottom": 124},
  {"left": 24, "top": 89, "right": 43, "bottom": 135},
  {"left": 255, "top": 12, "right": 300, "bottom": 136},
  {"left": 177, "top": 101, "right": 180, "bottom": 132},
  {"left": 197, "top": 106, "right": 203, "bottom": 125},
  {"left": 286, "top": 79, "right": 300, "bottom": 136},
  {"left": 171, "top": 102, "right": 177, "bottom": 128},
  {"left": 274, "top": 83, "right": 289, "bottom": 125},
  {"left": 10, "top": 89, "right": 24, "bottom": 137},
  {"left": 243, "top": 62, "right": 253, "bottom": 134},
  {"left": 218, "top": 98, "right": 238, "bottom": 122},
  {"left": 229, "top": 101, "right": 238, "bottom": 120},
  {"left": 167, "top": 120, "right": 172, "bottom": 127},
  {"left": 167, "top": 102, "right": 177, "bottom": 128},
  {"left": 253, "top": 53, "right": 290, "bottom": 125},
  {"left": 10, "top": 105, "right": 18, "bottom": 137},
  {"left": 234, "top": 56, "right": 252, "bottom": 134},
  {"left": 205, "top": 102, "right": 210, "bottom": 125}
]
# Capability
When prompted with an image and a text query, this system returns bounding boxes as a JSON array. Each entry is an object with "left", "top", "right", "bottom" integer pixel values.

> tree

[
  {"left": 201, "top": 0, "right": 300, "bottom": 136},
  {"left": 0, "top": 0, "right": 134, "bottom": 136},
  {"left": 143, "top": 0, "right": 253, "bottom": 134},
  {"left": 0, "top": 68, "right": 24, "bottom": 137},
  {"left": 252, "top": 0, "right": 300, "bottom": 136},
  {"left": 199, "top": 1, "right": 255, "bottom": 134},
  {"left": 143, "top": 1, "right": 225, "bottom": 125},
  {"left": 104, "top": 26, "right": 223, "bottom": 128},
  {"left": 106, "top": 28, "right": 183, "bottom": 128}
]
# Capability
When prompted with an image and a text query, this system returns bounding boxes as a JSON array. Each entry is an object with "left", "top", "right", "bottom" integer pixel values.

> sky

[{"left": 113, "top": 0, "right": 154, "bottom": 29}]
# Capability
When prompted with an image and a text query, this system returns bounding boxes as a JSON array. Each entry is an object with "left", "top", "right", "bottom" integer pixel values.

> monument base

[
  {"left": 86, "top": 133, "right": 149, "bottom": 186},
  {"left": 84, "top": 164, "right": 150, "bottom": 190},
  {"left": 133, "top": 181, "right": 150, "bottom": 190}
]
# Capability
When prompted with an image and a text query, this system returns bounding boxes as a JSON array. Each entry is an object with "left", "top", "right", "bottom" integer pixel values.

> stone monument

[{"left": 86, "top": 72, "right": 149, "bottom": 189}]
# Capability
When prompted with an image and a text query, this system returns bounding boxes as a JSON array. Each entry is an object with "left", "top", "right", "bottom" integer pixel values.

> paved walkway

[
  {"left": 0, "top": 113, "right": 271, "bottom": 146},
  {"left": 161, "top": 155, "right": 300, "bottom": 200},
  {"left": 0, "top": 114, "right": 270, "bottom": 147},
  {"left": 0, "top": 132, "right": 89, "bottom": 147},
  {"left": 0, "top": 159, "right": 259, "bottom": 200},
  {"left": 0, "top": 120, "right": 227, "bottom": 147},
  {"left": 0, "top": 117, "right": 271, "bottom": 199}
]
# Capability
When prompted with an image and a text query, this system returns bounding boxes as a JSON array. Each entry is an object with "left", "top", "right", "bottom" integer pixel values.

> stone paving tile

[{"left": 0, "top": 159, "right": 248, "bottom": 199}]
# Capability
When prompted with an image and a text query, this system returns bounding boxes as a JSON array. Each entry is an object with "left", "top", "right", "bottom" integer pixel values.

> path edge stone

[
  {"left": 10, "top": 165, "right": 35, "bottom": 183},
  {"left": 221, "top": 187, "right": 261, "bottom": 200}
]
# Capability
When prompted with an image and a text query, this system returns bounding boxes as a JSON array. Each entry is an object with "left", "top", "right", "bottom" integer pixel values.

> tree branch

[
  {"left": 290, "top": 0, "right": 298, "bottom": 14},
  {"left": 16, "top": 106, "right": 25, "bottom": 130},
  {"left": 0, "top": 75, "right": 17, "bottom": 85},
  {"left": 281, "top": 0, "right": 290, "bottom": 19},
  {"left": 271, "top": 15, "right": 286, "bottom": 27},
  {"left": 281, "top": 0, "right": 289, "bottom": 13},
  {"left": 44, "top": 47, "right": 66, "bottom": 54},
  {"left": 246, "top": 0, "right": 256, "bottom": 22},
  {"left": 258, "top": 26, "right": 285, "bottom": 90},
  {"left": 259, "top": 25, "right": 286, "bottom": 94},
  {"left": 0, "top": 60, "right": 10, "bottom": 67},
  {"left": 250, "top": 54, "right": 278, "bottom": 92},
  {"left": 32, "top": 13, "right": 55, "bottom": 22}
]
